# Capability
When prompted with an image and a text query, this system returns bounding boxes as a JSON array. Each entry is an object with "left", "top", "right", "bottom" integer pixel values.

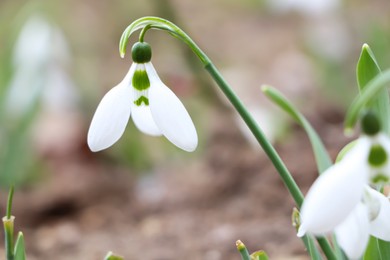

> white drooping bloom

[
  {"left": 335, "top": 187, "right": 390, "bottom": 259},
  {"left": 297, "top": 132, "right": 390, "bottom": 259},
  {"left": 87, "top": 44, "right": 198, "bottom": 152},
  {"left": 6, "top": 15, "right": 78, "bottom": 116}
]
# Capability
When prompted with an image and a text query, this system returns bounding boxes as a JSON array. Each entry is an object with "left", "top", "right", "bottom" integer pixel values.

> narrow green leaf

[
  {"left": 3, "top": 216, "right": 15, "bottom": 260},
  {"left": 345, "top": 70, "right": 390, "bottom": 133},
  {"left": 14, "top": 232, "right": 26, "bottom": 260},
  {"left": 104, "top": 251, "right": 124, "bottom": 260},
  {"left": 377, "top": 239, "right": 390, "bottom": 259},
  {"left": 262, "top": 85, "right": 332, "bottom": 173},
  {"left": 357, "top": 44, "right": 390, "bottom": 134},
  {"left": 236, "top": 240, "right": 251, "bottom": 260},
  {"left": 364, "top": 236, "right": 383, "bottom": 260}
]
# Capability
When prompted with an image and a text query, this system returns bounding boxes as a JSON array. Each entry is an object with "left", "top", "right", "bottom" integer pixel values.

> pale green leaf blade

[
  {"left": 377, "top": 239, "right": 390, "bottom": 259},
  {"left": 104, "top": 251, "right": 124, "bottom": 260},
  {"left": 262, "top": 85, "right": 332, "bottom": 173},
  {"left": 14, "top": 232, "right": 26, "bottom": 260},
  {"left": 357, "top": 44, "right": 390, "bottom": 134}
]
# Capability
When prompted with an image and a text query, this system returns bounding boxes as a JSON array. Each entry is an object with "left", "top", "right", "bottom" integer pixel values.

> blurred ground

[
  {"left": 3, "top": 106, "right": 351, "bottom": 260},
  {"left": 0, "top": 0, "right": 389, "bottom": 259}
]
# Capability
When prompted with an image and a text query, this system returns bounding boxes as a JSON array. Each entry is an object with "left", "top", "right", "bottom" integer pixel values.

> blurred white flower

[
  {"left": 297, "top": 132, "right": 390, "bottom": 258},
  {"left": 88, "top": 56, "right": 198, "bottom": 152},
  {"left": 335, "top": 188, "right": 390, "bottom": 259},
  {"left": 6, "top": 15, "right": 78, "bottom": 116},
  {"left": 266, "top": 0, "right": 340, "bottom": 16},
  {"left": 4, "top": 15, "right": 81, "bottom": 156}
]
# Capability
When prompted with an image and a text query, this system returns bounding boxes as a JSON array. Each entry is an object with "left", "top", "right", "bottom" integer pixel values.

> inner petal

[{"left": 131, "top": 102, "right": 162, "bottom": 136}]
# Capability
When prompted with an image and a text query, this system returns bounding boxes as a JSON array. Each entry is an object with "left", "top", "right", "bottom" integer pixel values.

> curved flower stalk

[
  {"left": 298, "top": 112, "right": 390, "bottom": 258},
  {"left": 88, "top": 42, "right": 198, "bottom": 152}
]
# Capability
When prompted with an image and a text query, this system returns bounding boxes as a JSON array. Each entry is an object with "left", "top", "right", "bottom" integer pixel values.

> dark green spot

[
  {"left": 132, "top": 42, "right": 152, "bottom": 63},
  {"left": 361, "top": 111, "right": 381, "bottom": 136},
  {"left": 368, "top": 144, "right": 387, "bottom": 167},
  {"left": 371, "top": 174, "right": 389, "bottom": 184},
  {"left": 134, "top": 96, "right": 149, "bottom": 106},
  {"left": 132, "top": 70, "right": 150, "bottom": 91}
]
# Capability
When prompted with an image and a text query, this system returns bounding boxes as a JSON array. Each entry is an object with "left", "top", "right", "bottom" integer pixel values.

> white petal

[
  {"left": 297, "top": 138, "right": 370, "bottom": 237},
  {"left": 146, "top": 63, "right": 198, "bottom": 152},
  {"left": 335, "top": 203, "right": 370, "bottom": 259},
  {"left": 88, "top": 85, "right": 132, "bottom": 152},
  {"left": 366, "top": 188, "right": 390, "bottom": 241},
  {"left": 131, "top": 104, "right": 162, "bottom": 136}
]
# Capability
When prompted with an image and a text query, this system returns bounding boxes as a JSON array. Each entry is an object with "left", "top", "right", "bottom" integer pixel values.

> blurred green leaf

[
  {"left": 14, "top": 232, "right": 26, "bottom": 260},
  {"left": 345, "top": 70, "right": 390, "bottom": 133},
  {"left": 262, "top": 85, "right": 332, "bottom": 173},
  {"left": 357, "top": 44, "right": 390, "bottom": 134},
  {"left": 364, "top": 237, "right": 390, "bottom": 260},
  {"left": 364, "top": 236, "right": 380, "bottom": 260},
  {"left": 104, "top": 251, "right": 123, "bottom": 260},
  {"left": 377, "top": 239, "right": 390, "bottom": 259}
]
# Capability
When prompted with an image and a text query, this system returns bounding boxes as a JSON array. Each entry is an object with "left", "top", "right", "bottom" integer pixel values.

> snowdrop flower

[
  {"left": 334, "top": 187, "right": 390, "bottom": 259},
  {"left": 88, "top": 42, "right": 198, "bottom": 152},
  {"left": 297, "top": 112, "right": 390, "bottom": 257}
]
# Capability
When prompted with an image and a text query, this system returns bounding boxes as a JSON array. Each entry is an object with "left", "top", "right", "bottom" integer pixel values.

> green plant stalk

[
  {"left": 4, "top": 186, "right": 15, "bottom": 260},
  {"left": 3, "top": 216, "right": 15, "bottom": 260},
  {"left": 7, "top": 186, "right": 14, "bottom": 219},
  {"left": 120, "top": 16, "right": 337, "bottom": 259},
  {"left": 205, "top": 64, "right": 335, "bottom": 259},
  {"left": 204, "top": 64, "right": 303, "bottom": 202},
  {"left": 236, "top": 240, "right": 251, "bottom": 260}
]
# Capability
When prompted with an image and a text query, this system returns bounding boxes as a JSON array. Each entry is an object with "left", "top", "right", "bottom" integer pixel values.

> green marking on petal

[
  {"left": 132, "top": 69, "right": 150, "bottom": 91},
  {"left": 368, "top": 144, "right": 387, "bottom": 167},
  {"left": 134, "top": 96, "right": 149, "bottom": 106},
  {"left": 371, "top": 174, "right": 389, "bottom": 184}
]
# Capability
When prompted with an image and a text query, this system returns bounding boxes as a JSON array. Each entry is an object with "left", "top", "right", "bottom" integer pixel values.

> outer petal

[
  {"left": 335, "top": 203, "right": 370, "bottom": 259},
  {"left": 88, "top": 84, "right": 132, "bottom": 152},
  {"left": 366, "top": 188, "right": 390, "bottom": 241},
  {"left": 131, "top": 104, "right": 162, "bottom": 136},
  {"left": 297, "top": 137, "right": 370, "bottom": 237},
  {"left": 146, "top": 63, "right": 198, "bottom": 152}
]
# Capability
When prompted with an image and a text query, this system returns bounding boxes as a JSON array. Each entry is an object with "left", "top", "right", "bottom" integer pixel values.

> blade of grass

[{"left": 262, "top": 85, "right": 332, "bottom": 173}]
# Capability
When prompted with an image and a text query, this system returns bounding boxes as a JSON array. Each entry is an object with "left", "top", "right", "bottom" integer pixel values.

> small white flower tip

[{"left": 297, "top": 226, "right": 306, "bottom": 237}]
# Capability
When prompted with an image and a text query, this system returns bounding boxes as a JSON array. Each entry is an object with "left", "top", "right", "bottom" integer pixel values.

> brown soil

[{"left": 1, "top": 106, "right": 352, "bottom": 260}]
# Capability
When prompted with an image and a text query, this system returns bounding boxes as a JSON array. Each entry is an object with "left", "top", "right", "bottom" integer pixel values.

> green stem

[
  {"left": 204, "top": 63, "right": 336, "bottom": 260},
  {"left": 139, "top": 24, "right": 151, "bottom": 42},
  {"left": 3, "top": 217, "right": 15, "bottom": 260},
  {"left": 204, "top": 63, "right": 303, "bottom": 204},
  {"left": 7, "top": 185, "right": 14, "bottom": 220},
  {"left": 4, "top": 186, "right": 15, "bottom": 260},
  {"left": 236, "top": 240, "right": 251, "bottom": 260}
]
